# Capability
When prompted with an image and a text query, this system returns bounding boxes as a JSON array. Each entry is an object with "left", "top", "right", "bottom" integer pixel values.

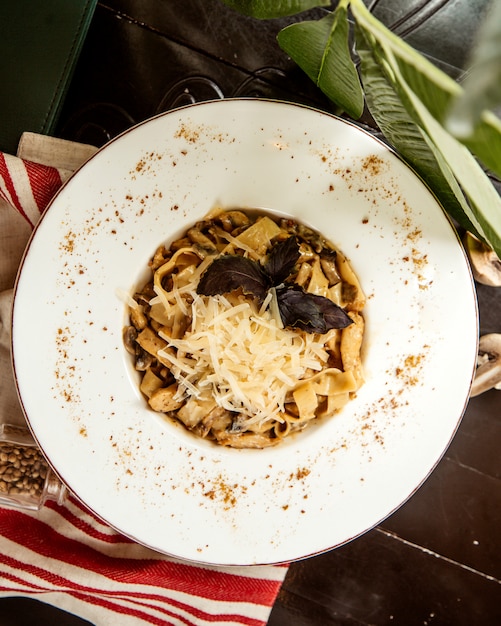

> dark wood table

[{"left": 1, "top": 2, "right": 499, "bottom": 624}]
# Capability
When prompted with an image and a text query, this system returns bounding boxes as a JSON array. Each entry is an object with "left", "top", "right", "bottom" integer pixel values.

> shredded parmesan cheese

[
  {"left": 158, "top": 292, "right": 331, "bottom": 427},
  {"left": 126, "top": 210, "right": 366, "bottom": 448}
]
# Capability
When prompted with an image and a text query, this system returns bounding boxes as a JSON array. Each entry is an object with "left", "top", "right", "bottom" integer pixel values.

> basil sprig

[
  {"left": 221, "top": 0, "right": 501, "bottom": 258},
  {"left": 197, "top": 236, "right": 353, "bottom": 333}
]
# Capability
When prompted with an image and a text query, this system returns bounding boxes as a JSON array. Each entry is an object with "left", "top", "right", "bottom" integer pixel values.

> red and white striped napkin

[{"left": 0, "top": 133, "right": 287, "bottom": 626}]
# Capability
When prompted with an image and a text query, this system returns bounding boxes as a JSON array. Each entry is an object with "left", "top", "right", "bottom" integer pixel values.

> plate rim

[{"left": 11, "top": 98, "right": 479, "bottom": 565}]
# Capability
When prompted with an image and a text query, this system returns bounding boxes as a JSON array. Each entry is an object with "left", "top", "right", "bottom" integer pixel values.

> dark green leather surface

[{"left": 0, "top": 0, "right": 97, "bottom": 154}]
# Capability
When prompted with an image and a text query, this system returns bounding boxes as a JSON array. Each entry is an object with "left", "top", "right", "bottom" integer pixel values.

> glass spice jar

[{"left": 0, "top": 423, "right": 66, "bottom": 511}]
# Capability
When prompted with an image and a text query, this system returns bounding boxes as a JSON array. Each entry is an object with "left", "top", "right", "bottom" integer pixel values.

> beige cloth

[{"left": 0, "top": 133, "right": 98, "bottom": 427}]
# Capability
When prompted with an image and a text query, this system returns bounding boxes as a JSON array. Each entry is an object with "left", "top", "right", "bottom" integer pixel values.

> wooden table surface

[{"left": 1, "top": 2, "right": 499, "bottom": 624}]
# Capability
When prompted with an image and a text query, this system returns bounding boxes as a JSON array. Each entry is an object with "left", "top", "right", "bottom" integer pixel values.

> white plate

[{"left": 12, "top": 99, "right": 478, "bottom": 565}]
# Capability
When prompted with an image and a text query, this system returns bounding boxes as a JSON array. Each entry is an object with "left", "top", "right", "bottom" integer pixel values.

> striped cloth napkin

[{"left": 0, "top": 133, "right": 287, "bottom": 626}]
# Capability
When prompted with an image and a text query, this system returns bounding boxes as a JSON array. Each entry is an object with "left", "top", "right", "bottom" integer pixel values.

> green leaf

[
  {"left": 226, "top": 0, "right": 501, "bottom": 255},
  {"left": 350, "top": 0, "right": 459, "bottom": 124},
  {"left": 374, "top": 37, "right": 501, "bottom": 255},
  {"left": 220, "top": 0, "right": 330, "bottom": 19},
  {"left": 446, "top": 1, "right": 501, "bottom": 137},
  {"left": 458, "top": 110, "right": 501, "bottom": 180},
  {"left": 351, "top": 0, "right": 501, "bottom": 186},
  {"left": 404, "top": 93, "right": 501, "bottom": 256},
  {"left": 277, "top": 6, "right": 364, "bottom": 118},
  {"left": 355, "top": 27, "right": 484, "bottom": 240}
]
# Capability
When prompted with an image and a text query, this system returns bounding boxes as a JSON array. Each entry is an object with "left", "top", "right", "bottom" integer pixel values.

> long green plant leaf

[
  {"left": 220, "top": 0, "right": 501, "bottom": 254},
  {"left": 220, "top": 0, "right": 329, "bottom": 19},
  {"left": 350, "top": 0, "right": 459, "bottom": 123},
  {"left": 355, "top": 28, "right": 484, "bottom": 241},
  {"left": 376, "top": 40, "right": 501, "bottom": 255},
  {"left": 401, "top": 93, "right": 501, "bottom": 255},
  {"left": 277, "top": 5, "right": 364, "bottom": 118},
  {"left": 457, "top": 111, "right": 501, "bottom": 179},
  {"left": 447, "top": 1, "right": 501, "bottom": 136},
  {"left": 351, "top": 0, "right": 501, "bottom": 182}
]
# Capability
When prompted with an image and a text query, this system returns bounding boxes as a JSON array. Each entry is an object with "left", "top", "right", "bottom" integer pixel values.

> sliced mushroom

[
  {"left": 150, "top": 245, "right": 170, "bottom": 270},
  {"left": 123, "top": 317, "right": 154, "bottom": 368},
  {"left": 130, "top": 305, "right": 148, "bottom": 331},
  {"left": 464, "top": 232, "right": 501, "bottom": 286},
  {"left": 216, "top": 210, "right": 250, "bottom": 232},
  {"left": 170, "top": 236, "right": 191, "bottom": 252},
  {"left": 297, "top": 224, "right": 323, "bottom": 253},
  {"left": 187, "top": 227, "right": 218, "bottom": 254},
  {"left": 470, "top": 333, "right": 501, "bottom": 397},
  {"left": 135, "top": 346, "right": 154, "bottom": 371},
  {"left": 123, "top": 326, "right": 138, "bottom": 355},
  {"left": 134, "top": 282, "right": 156, "bottom": 303},
  {"left": 320, "top": 250, "right": 341, "bottom": 285}
]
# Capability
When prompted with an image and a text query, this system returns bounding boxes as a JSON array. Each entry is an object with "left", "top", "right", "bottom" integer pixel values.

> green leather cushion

[{"left": 0, "top": 0, "right": 97, "bottom": 154}]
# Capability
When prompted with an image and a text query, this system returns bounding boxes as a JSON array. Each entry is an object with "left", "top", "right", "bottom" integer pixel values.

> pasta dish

[{"left": 123, "top": 209, "right": 365, "bottom": 448}]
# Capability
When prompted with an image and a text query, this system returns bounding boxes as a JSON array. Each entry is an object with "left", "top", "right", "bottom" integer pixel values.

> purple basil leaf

[
  {"left": 263, "top": 236, "right": 300, "bottom": 285},
  {"left": 197, "top": 255, "right": 269, "bottom": 301},
  {"left": 276, "top": 285, "right": 353, "bottom": 333}
]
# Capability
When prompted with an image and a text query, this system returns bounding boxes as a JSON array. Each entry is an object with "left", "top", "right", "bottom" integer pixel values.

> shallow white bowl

[{"left": 12, "top": 99, "right": 478, "bottom": 565}]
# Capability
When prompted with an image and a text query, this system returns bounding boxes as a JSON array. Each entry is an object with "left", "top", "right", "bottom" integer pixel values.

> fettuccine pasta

[{"left": 123, "top": 209, "right": 365, "bottom": 448}]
